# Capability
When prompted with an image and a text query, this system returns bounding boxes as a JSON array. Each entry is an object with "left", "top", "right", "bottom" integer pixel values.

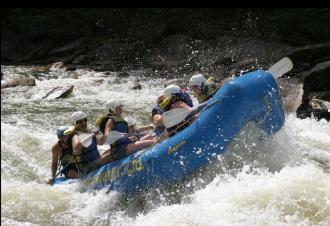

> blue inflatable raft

[{"left": 53, "top": 70, "right": 285, "bottom": 194}]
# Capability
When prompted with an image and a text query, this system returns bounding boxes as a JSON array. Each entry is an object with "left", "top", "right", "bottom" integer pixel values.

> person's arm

[
  {"left": 97, "top": 119, "right": 114, "bottom": 145},
  {"left": 136, "top": 123, "right": 154, "bottom": 132},
  {"left": 72, "top": 134, "right": 83, "bottom": 154},
  {"left": 47, "top": 143, "right": 61, "bottom": 184},
  {"left": 152, "top": 115, "right": 168, "bottom": 142}
]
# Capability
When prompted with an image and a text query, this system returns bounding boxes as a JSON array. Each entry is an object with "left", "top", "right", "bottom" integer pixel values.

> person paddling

[
  {"left": 47, "top": 126, "right": 78, "bottom": 184},
  {"left": 97, "top": 100, "right": 155, "bottom": 161},
  {"left": 68, "top": 111, "right": 113, "bottom": 177},
  {"left": 188, "top": 73, "right": 220, "bottom": 103},
  {"left": 159, "top": 84, "right": 195, "bottom": 137}
]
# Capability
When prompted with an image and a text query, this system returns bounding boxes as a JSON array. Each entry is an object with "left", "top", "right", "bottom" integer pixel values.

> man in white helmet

[
  {"left": 69, "top": 111, "right": 113, "bottom": 177},
  {"left": 158, "top": 84, "right": 195, "bottom": 137},
  {"left": 96, "top": 100, "right": 155, "bottom": 161},
  {"left": 189, "top": 73, "right": 220, "bottom": 103},
  {"left": 160, "top": 84, "right": 193, "bottom": 112}
]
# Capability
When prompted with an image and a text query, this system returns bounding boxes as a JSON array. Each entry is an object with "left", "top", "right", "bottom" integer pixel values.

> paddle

[
  {"left": 267, "top": 57, "right": 293, "bottom": 79},
  {"left": 77, "top": 133, "right": 95, "bottom": 148},
  {"left": 162, "top": 102, "right": 208, "bottom": 128},
  {"left": 48, "top": 162, "right": 71, "bottom": 184},
  {"left": 105, "top": 131, "right": 128, "bottom": 144},
  {"left": 76, "top": 130, "right": 139, "bottom": 147},
  {"left": 104, "top": 131, "right": 148, "bottom": 145},
  {"left": 162, "top": 57, "right": 294, "bottom": 128}
]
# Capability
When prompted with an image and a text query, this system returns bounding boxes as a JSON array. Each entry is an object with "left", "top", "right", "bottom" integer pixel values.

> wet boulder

[
  {"left": 43, "top": 85, "right": 74, "bottom": 99},
  {"left": 297, "top": 98, "right": 330, "bottom": 121},
  {"left": 287, "top": 43, "right": 330, "bottom": 74},
  {"left": 284, "top": 43, "right": 330, "bottom": 120},
  {"left": 298, "top": 61, "right": 330, "bottom": 100},
  {"left": 277, "top": 78, "right": 304, "bottom": 113},
  {"left": 49, "top": 62, "right": 64, "bottom": 71},
  {"left": 132, "top": 83, "right": 142, "bottom": 90},
  {"left": 1, "top": 77, "right": 36, "bottom": 89},
  {"left": 29, "top": 85, "right": 74, "bottom": 100}
]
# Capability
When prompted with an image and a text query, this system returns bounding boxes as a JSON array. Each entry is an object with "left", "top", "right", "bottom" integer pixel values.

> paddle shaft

[
  {"left": 162, "top": 102, "right": 208, "bottom": 128},
  {"left": 77, "top": 130, "right": 143, "bottom": 146},
  {"left": 105, "top": 131, "right": 147, "bottom": 145},
  {"left": 267, "top": 57, "right": 293, "bottom": 79},
  {"left": 50, "top": 162, "right": 71, "bottom": 183}
]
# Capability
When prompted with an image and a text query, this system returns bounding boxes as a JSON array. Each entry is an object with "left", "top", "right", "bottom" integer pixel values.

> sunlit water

[{"left": 1, "top": 65, "right": 330, "bottom": 226}]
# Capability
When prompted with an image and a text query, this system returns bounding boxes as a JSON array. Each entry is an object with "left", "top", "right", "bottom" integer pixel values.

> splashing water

[{"left": 1, "top": 65, "right": 329, "bottom": 226}]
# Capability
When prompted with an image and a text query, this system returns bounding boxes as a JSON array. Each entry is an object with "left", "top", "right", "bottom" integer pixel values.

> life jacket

[
  {"left": 96, "top": 112, "right": 132, "bottom": 148},
  {"left": 96, "top": 112, "right": 128, "bottom": 134},
  {"left": 196, "top": 93, "right": 211, "bottom": 103},
  {"left": 166, "top": 113, "right": 195, "bottom": 137},
  {"left": 58, "top": 134, "right": 74, "bottom": 166},
  {"left": 197, "top": 77, "right": 219, "bottom": 103},
  {"left": 64, "top": 126, "right": 100, "bottom": 164},
  {"left": 74, "top": 136, "right": 100, "bottom": 164}
]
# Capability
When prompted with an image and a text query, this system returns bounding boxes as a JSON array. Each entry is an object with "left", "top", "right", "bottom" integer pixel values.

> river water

[{"left": 1, "top": 65, "right": 330, "bottom": 226}]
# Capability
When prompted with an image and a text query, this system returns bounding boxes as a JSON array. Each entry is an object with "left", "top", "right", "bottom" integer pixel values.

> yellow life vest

[
  {"left": 63, "top": 126, "right": 76, "bottom": 136},
  {"left": 95, "top": 112, "right": 128, "bottom": 134},
  {"left": 196, "top": 77, "right": 220, "bottom": 103}
]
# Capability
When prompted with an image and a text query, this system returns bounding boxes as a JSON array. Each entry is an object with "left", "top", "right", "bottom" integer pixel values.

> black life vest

[
  {"left": 97, "top": 112, "right": 128, "bottom": 134},
  {"left": 58, "top": 134, "right": 74, "bottom": 166},
  {"left": 75, "top": 136, "right": 100, "bottom": 164},
  {"left": 166, "top": 113, "right": 195, "bottom": 137},
  {"left": 97, "top": 112, "right": 132, "bottom": 148}
]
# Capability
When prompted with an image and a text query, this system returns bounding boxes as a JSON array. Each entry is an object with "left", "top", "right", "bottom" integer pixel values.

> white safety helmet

[
  {"left": 105, "top": 100, "right": 123, "bottom": 113},
  {"left": 127, "top": 120, "right": 136, "bottom": 127},
  {"left": 163, "top": 84, "right": 181, "bottom": 98},
  {"left": 71, "top": 111, "right": 87, "bottom": 124},
  {"left": 189, "top": 73, "right": 206, "bottom": 88}
]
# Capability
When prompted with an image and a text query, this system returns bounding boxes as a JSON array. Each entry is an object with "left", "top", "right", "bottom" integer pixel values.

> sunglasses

[{"left": 76, "top": 118, "right": 87, "bottom": 124}]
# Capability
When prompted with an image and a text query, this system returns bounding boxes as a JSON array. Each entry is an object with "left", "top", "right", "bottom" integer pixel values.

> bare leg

[
  {"left": 101, "top": 149, "right": 112, "bottom": 157},
  {"left": 97, "top": 149, "right": 114, "bottom": 166},
  {"left": 139, "top": 134, "right": 154, "bottom": 141}
]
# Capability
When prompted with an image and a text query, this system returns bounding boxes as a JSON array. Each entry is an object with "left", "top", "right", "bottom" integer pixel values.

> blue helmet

[{"left": 56, "top": 126, "right": 68, "bottom": 139}]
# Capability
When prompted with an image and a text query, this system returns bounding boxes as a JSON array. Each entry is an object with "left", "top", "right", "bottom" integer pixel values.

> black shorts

[{"left": 111, "top": 144, "right": 129, "bottom": 161}]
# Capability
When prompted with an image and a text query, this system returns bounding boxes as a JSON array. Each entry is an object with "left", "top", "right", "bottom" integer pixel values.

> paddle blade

[
  {"left": 268, "top": 57, "right": 293, "bottom": 79},
  {"left": 105, "top": 131, "right": 126, "bottom": 145},
  {"left": 162, "top": 108, "right": 191, "bottom": 128},
  {"left": 78, "top": 133, "right": 94, "bottom": 148}
]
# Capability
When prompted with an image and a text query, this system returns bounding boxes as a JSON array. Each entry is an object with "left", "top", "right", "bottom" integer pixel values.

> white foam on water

[
  {"left": 112, "top": 164, "right": 330, "bottom": 226},
  {"left": 1, "top": 65, "right": 330, "bottom": 225}
]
